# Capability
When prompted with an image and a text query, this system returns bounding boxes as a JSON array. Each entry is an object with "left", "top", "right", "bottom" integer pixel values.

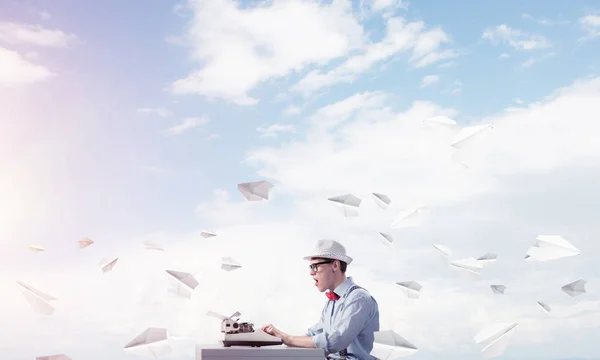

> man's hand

[
  {"left": 261, "top": 324, "right": 287, "bottom": 340},
  {"left": 261, "top": 324, "right": 316, "bottom": 349}
]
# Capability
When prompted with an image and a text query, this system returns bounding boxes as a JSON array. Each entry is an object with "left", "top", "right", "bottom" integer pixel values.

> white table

[{"left": 196, "top": 344, "right": 326, "bottom": 360}]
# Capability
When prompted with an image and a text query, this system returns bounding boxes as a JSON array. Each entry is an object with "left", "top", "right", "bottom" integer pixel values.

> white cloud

[
  {"left": 520, "top": 52, "right": 556, "bottom": 68},
  {"left": 0, "top": 46, "right": 53, "bottom": 85},
  {"left": 39, "top": 11, "right": 52, "bottom": 21},
  {"left": 499, "top": 52, "right": 510, "bottom": 59},
  {"left": 419, "top": 74, "right": 439, "bottom": 88},
  {"left": 521, "top": 13, "right": 570, "bottom": 26},
  {"left": 291, "top": 16, "right": 457, "bottom": 95},
  {"left": 442, "top": 80, "right": 462, "bottom": 94},
  {"left": 283, "top": 104, "right": 302, "bottom": 116},
  {"left": 170, "top": 0, "right": 365, "bottom": 105},
  {"left": 0, "top": 21, "right": 76, "bottom": 48},
  {"left": 4, "top": 75, "right": 600, "bottom": 359},
  {"left": 438, "top": 60, "right": 455, "bottom": 68},
  {"left": 482, "top": 24, "right": 551, "bottom": 50},
  {"left": 167, "top": 116, "right": 208, "bottom": 135},
  {"left": 579, "top": 15, "right": 600, "bottom": 41},
  {"left": 256, "top": 124, "right": 296, "bottom": 138},
  {"left": 171, "top": 0, "right": 456, "bottom": 104},
  {"left": 366, "top": 0, "right": 408, "bottom": 13},
  {"left": 136, "top": 107, "right": 172, "bottom": 117},
  {"left": 360, "top": 0, "right": 409, "bottom": 18}
]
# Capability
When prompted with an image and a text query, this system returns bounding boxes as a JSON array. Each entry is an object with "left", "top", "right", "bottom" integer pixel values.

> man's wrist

[{"left": 281, "top": 333, "right": 292, "bottom": 345}]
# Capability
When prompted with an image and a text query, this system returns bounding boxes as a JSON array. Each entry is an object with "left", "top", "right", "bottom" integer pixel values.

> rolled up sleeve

[
  {"left": 306, "top": 321, "right": 324, "bottom": 336},
  {"left": 306, "top": 302, "right": 327, "bottom": 336},
  {"left": 311, "top": 296, "right": 374, "bottom": 352}
]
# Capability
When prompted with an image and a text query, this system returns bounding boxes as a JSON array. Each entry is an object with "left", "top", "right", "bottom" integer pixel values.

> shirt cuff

[{"left": 312, "top": 332, "right": 327, "bottom": 350}]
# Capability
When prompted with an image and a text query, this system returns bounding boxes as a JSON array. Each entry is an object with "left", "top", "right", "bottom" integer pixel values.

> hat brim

[{"left": 303, "top": 254, "right": 353, "bottom": 265}]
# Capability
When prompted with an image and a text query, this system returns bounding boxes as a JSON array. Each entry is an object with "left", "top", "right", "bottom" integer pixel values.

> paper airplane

[
  {"left": 477, "top": 253, "right": 497, "bottom": 267},
  {"left": 424, "top": 115, "right": 457, "bottom": 127},
  {"left": 474, "top": 322, "right": 518, "bottom": 358},
  {"left": 525, "top": 235, "right": 580, "bottom": 261},
  {"left": 16, "top": 281, "right": 57, "bottom": 315},
  {"left": 78, "top": 237, "right": 94, "bottom": 249},
  {"left": 221, "top": 257, "right": 242, "bottom": 271},
  {"left": 143, "top": 240, "right": 164, "bottom": 251},
  {"left": 379, "top": 232, "right": 394, "bottom": 246},
  {"left": 99, "top": 257, "right": 119, "bottom": 273},
  {"left": 200, "top": 230, "right": 217, "bottom": 238},
  {"left": 328, "top": 194, "right": 361, "bottom": 217},
  {"left": 36, "top": 355, "right": 72, "bottom": 360},
  {"left": 537, "top": 301, "right": 551, "bottom": 313},
  {"left": 451, "top": 150, "right": 471, "bottom": 169},
  {"left": 370, "top": 330, "right": 418, "bottom": 359},
  {"left": 390, "top": 205, "right": 429, "bottom": 229},
  {"left": 396, "top": 281, "right": 422, "bottom": 299},
  {"left": 28, "top": 244, "right": 45, "bottom": 252},
  {"left": 237, "top": 181, "right": 273, "bottom": 201},
  {"left": 561, "top": 279, "right": 587, "bottom": 297},
  {"left": 490, "top": 285, "right": 506, "bottom": 295},
  {"left": 432, "top": 244, "right": 451, "bottom": 260},
  {"left": 450, "top": 124, "right": 493, "bottom": 149},
  {"left": 372, "top": 193, "right": 391, "bottom": 209},
  {"left": 124, "top": 327, "right": 171, "bottom": 358},
  {"left": 450, "top": 257, "right": 483, "bottom": 278},
  {"left": 165, "top": 270, "right": 199, "bottom": 299}
]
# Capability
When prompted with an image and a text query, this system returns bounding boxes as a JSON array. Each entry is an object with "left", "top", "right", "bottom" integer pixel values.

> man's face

[{"left": 309, "top": 258, "right": 335, "bottom": 292}]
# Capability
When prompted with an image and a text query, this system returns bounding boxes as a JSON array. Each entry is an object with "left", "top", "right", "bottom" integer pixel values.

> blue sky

[{"left": 1, "top": 0, "right": 600, "bottom": 359}]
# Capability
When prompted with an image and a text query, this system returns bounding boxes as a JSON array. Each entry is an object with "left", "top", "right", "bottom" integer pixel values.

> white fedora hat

[{"left": 303, "top": 239, "right": 353, "bottom": 265}]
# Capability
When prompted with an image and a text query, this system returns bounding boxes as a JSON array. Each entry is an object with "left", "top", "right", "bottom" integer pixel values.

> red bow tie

[{"left": 326, "top": 291, "right": 339, "bottom": 300}]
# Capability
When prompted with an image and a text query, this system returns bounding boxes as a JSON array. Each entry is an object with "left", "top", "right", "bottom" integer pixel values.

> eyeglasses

[{"left": 309, "top": 260, "right": 334, "bottom": 272}]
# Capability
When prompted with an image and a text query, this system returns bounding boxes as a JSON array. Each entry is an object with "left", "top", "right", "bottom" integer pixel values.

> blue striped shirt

[{"left": 306, "top": 277, "right": 379, "bottom": 359}]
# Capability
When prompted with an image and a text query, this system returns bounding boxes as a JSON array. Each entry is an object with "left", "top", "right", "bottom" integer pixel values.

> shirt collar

[{"left": 332, "top": 276, "right": 354, "bottom": 298}]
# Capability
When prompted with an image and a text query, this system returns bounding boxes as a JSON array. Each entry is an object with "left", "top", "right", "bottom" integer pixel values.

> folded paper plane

[
  {"left": 328, "top": 194, "right": 361, "bottom": 217},
  {"left": 490, "top": 285, "right": 506, "bottom": 295},
  {"left": 450, "top": 124, "right": 493, "bottom": 149},
  {"left": 424, "top": 115, "right": 457, "bottom": 127},
  {"left": 450, "top": 257, "right": 483, "bottom": 278},
  {"left": 451, "top": 257, "right": 483, "bottom": 270},
  {"left": 99, "top": 257, "right": 119, "bottom": 273},
  {"left": 370, "top": 330, "right": 418, "bottom": 359},
  {"left": 200, "top": 230, "right": 217, "bottom": 238},
  {"left": 143, "top": 240, "right": 164, "bottom": 251},
  {"left": 166, "top": 270, "right": 199, "bottom": 299},
  {"left": 124, "top": 327, "right": 171, "bottom": 358},
  {"left": 390, "top": 205, "right": 429, "bottom": 229},
  {"left": 78, "top": 237, "right": 94, "bottom": 249},
  {"left": 537, "top": 301, "right": 551, "bottom": 313},
  {"left": 561, "top": 279, "right": 586, "bottom": 297},
  {"left": 17, "top": 280, "right": 57, "bottom": 315},
  {"left": 477, "top": 253, "right": 497, "bottom": 267},
  {"left": 432, "top": 244, "right": 451, "bottom": 260},
  {"left": 237, "top": 181, "right": 273, "bottom": 201},
  {"left": 36, "top": 355, "right": 72, "bottom": 360},
  {"left": 525, "top": 235, "right": 580, "bottom": 262},
  {"left": 372, "top": 193, "right": 391, "bottom": 209},
  {"left": 221, "top": 257, "right": 242, "bottom": 271},
  {"left": 474, "top": 322, "right": 518, "bottom": 358},
  {"left": 396, "top": 281, "right": 422, "bottom": 299},
  {"left": 379, "top": 232, "right": 393, "bottom": 246},
  {"left": 28, "top": 244, "right": 45, "bottom": 252}
]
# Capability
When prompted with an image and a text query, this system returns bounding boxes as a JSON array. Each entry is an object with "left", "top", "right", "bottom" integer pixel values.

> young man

[{"left": 262, "top": 239, "right": 379, "bottom": 359}]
